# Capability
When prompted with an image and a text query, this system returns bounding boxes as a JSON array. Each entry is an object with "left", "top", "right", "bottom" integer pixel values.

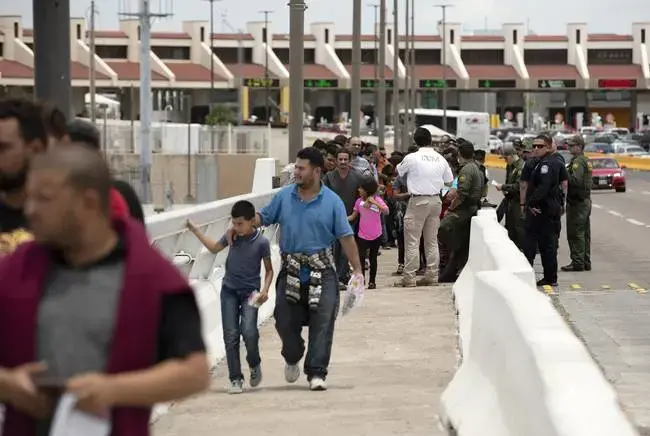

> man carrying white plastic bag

[{"left": 342, "top": 272, "right": 366, "bottom": 316}]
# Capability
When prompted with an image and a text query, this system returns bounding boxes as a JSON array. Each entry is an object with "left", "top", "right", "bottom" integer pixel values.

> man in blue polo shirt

[{"left": 256, "top": 147, "right": 363, "bottom": 391}]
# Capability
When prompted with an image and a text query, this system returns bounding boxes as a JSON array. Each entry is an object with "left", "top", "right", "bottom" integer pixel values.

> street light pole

[
  {"left": 377, "top": 0, "right": 386, "bottom": 148},
  {"left": 222, "top": 12, "right": 245, "bottom": 124},
  {"left": 392, "top": 0, "right": 399, "bottom": 151},
  {"left": 288, "top": 0, "right": 307, "bottom": 161},
  {"left": 204, "top": 0, "right": 221, "bottom": 150},
  {"left": 369, "top": 3, "right": 379, "bottom": 131},
  {"left": 401, "top": 0, "right": 409, "bottom": 148},
  {"left": 89, "top": 0, "right": 97, "bottom": 123},
  {"left": 351, "top": 0, "right": 362, "bottom": 137},
  {"left": 435, "top": 3, "right": 453, "bottom": 132},
  {"left": 409, "top": 0, "right": 415, "bottom": 126},
  {"left": 260, "top": 10, "right": 274, "bottom": 124}
]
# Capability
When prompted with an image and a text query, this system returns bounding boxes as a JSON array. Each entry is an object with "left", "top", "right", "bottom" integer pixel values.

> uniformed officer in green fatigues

[
  {"left": 438, "top": 140, "right": 484, "bottom": 283},
  {"left": 497, "top": 144, "right": 525, "bottom": 249},
  {"left": 561, "top": 136, "right": 592, "bottom": 272}
]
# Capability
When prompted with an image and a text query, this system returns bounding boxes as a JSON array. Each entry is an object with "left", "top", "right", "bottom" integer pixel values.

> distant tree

[{"left": 205, "top": 104, "right": 237, "bottom": 126}]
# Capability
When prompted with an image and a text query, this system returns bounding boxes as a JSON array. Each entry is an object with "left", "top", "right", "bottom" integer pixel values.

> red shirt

[{"left": 110, "top": 188, "right": 129, "bottom": 220}]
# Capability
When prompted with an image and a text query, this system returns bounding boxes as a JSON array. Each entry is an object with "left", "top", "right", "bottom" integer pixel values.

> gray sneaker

[
  {"left": 284, "top": 363, "right": 301, "bottom": 383},
  {"left": 250, "top": 365, "right": 263, "bottom": 388},
  {"left": 228, "top": 379, "right": 243, "bottom": 394}
]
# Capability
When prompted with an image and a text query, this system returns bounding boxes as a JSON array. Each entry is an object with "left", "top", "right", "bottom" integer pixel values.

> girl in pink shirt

[{"left": 348, "top": 178, "right": 389, "bottom": 289}]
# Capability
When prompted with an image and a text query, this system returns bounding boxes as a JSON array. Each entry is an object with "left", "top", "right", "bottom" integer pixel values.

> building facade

[{"left": 0, "top": 16, "right": 649, "bottom": 128}]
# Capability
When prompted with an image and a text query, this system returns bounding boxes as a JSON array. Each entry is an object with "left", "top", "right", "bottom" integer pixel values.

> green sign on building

[
  {"left": 244, "top": 78, "right": 280, "bottom": 88},
  {"left": 361, "top": 79, "right": 394, "bottom": 88},
  {"left": 478, "top": 79, "right": 517, "bottom": 89},
  {"left": 304, "top": 79, "right": 339, "bottom": 88},
  {"left": 419, "top": 79, "right": 457, "bottom": 89}
]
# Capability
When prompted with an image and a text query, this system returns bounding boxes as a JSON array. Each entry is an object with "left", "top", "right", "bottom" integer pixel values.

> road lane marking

[
  {"left": 628, "top": 188, "right": 635, "bottom": 193},
  {"left": 570, "top": 284, "right": 581, "bottom": 290},
  {"left": 601, "top": 285, "right": 611, "bottom": 289},
  {"left": 542, "top": 285, "right": 554, "bottom": 295},
  {"left": 592, "top": 203, "right": 603, "bottom": 209},
  {"left": 626, "top": 218, "right": 646, "bottom": 226},
  {"left": 607, "top": 210, "right": 624, "bottom": 217},
  {"left": 628, "top": 282, "right": 646, "bottom": 293},
  {"left": 628, "top": 282, "right": 640, "bottom": 288},
  {"left": 643, "top": 191, "right": 650, "bottom": 195}
]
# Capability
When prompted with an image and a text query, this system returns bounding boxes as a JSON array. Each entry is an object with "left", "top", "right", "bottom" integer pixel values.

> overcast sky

[{"left": 7, "top": 0, "right": 647, "bottom": 35}]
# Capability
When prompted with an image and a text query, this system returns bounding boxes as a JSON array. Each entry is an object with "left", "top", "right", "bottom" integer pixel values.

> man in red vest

[{"left": 0, "top": 145, "right": 209, "bottom": 436}]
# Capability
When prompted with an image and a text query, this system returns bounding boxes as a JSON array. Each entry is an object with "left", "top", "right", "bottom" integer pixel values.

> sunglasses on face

[{"left": 533, "top": 143, "right": 546, "bottom": 149}]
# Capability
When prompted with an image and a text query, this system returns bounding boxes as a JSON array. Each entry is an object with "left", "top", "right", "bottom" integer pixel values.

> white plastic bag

[{"left": 341, "top": 273, "right": 365, "bottom": 316}]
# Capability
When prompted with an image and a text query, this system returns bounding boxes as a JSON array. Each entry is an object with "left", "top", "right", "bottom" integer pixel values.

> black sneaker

[
  {"left": 536, "top": 279, "right": 558, "bottom": 287},
  {"left": 560, "top": 264, "right": 584, "bottom": 272},
  {"left": 368, "top": 282, "right": 376, "bottom": 289}
]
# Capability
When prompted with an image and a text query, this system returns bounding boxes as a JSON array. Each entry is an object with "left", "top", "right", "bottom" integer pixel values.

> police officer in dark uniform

[
  {"left": 522, "top": 134, "right": 565, "bottom": 287},
  {"left": 439, "top": 140, "right": 484, "bottom": 283}
]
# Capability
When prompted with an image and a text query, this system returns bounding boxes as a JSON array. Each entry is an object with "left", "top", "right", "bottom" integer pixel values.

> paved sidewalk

[{"left": 153, "top": 249, "right": 458, "bottom": 436}]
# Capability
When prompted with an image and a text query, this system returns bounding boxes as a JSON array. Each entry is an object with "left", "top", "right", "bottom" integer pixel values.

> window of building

[
  {"left": 137, "top": 25, "right": 141, "bottom": 41},
  {"left": 25, "top": 42, "right": 33, "bottom": 51},
  {"left": 414, "top": 49, "right": 441, "bottom": 64},
  {"left": 262, "top": 27, "right": 267, "bottom": 43},
  {"left": 94, "top": 45, "right": 128, "bottom": 59},
  {"left": 587, "top": 49, "right": 633, "bottom": 65},
  {"left": 460, "top": 49, "right": 504, "bottom": 65},
  {"left": 0, "top": 43, "right": 3, "bottom": 58},
  {"left": 336, "top": 49, "right": 352, "bottom": 64},
  {"left": 325, "top": 28, "right": 330, "bottom": 44},
  {"left": 13, "top": 22, "right": 19, "bottom": 38},
  {"left": 512, "top": 29, "right": 518, "bottom": 44},
  {"left": 152, "top": 46, "right": 191, "bottom": 60},
  {"left": 76, "top": 24, "right": 82, "bottom": 40},
  {"left": 450, "top": 29, "right": 455, "bottom": 45},
  {"left": 642, "top": 29, "right": 646, "bottom": 44},
  {"left": 304, "top": 48, "right": 315, "bottom": 64},
  {"left": 576, "top": 29, "right": 581, "bottom": 44},
  {"left": 200, "top": 27, "right": 205, "bottom": 42},
  {"left": 212, "top": 47, "right": 253, "bottom": 64},
  {"left": 523, "top": 49, "right": 568, "bottom": 65},
  {"left": 361, "top": 49, "right": 376, "bottom": 64},
  {"left": 387, "top": 29, "right": 392, "bottom": 45}
]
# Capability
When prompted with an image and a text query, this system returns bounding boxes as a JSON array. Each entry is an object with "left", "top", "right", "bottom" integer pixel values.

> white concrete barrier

[
  {"left": 147, "top": 159, "right": 280, "bottom": 420},
  {"left": 441, "top": 214, "right": 638, "bottom": 436}
]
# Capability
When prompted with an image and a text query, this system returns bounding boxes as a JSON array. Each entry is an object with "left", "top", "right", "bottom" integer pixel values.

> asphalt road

[{"left": 488, "top": 168, "right": 650, "bottom": 433}]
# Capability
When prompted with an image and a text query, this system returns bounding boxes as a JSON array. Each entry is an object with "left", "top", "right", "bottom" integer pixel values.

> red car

[{"left": 589, "top": 157, "right": 626, "bottom": 192}]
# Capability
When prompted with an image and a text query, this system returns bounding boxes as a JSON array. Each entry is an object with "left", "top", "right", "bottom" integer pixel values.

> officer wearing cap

[
  {"left": 496, "top": 144, "right": 525, "bottom": 249},
  {"left": 438, "top": 140, "right": 484, "bottom": 283},
  {"left": 562, "top": 135, "right": 592, "bottom": 272}
]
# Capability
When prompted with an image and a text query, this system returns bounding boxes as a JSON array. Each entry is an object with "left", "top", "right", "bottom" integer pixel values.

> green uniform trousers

[{"left": 566, "top": 199, "right": 591, "bottom": 269}]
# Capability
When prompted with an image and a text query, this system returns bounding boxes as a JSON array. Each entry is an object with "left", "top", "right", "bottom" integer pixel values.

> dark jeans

[
  {"left": 221, "top": 286, "right": 261, "bottom": 382},
  {"left": 523, "top": 213, "right": 558, "bottom": 283},
  {"left": 396, "top": 225, "right": 426, "bottom": 268},
  {"left": 333, "top": 240, "right": 350, "bottom": 284},
  {"left": 358, "top": 236, "right": 382, "bottom": 283},
  {"left": 274, "top": 268, "right": 340, "bottom": 380}
]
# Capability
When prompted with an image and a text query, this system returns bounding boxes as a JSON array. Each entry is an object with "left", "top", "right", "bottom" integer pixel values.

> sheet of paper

[
  {"left": 49, "top": 393, "right": 111, "bottom": 436},
  {"left": 491, "top": 180, "right": 501, "bottom": 187}
]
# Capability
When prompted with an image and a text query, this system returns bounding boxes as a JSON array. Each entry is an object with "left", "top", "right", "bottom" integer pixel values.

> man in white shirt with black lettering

[{"left": 395, "top": 127, "right": 454, "bottom": 287}]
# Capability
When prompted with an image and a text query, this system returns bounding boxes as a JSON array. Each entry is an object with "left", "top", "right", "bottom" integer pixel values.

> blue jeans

[
  {"left": 221, "top": 286, "right": 261, "bottom": 382},
  {"left": 274, "top": 268, "right": 339, "bottom": 380}
]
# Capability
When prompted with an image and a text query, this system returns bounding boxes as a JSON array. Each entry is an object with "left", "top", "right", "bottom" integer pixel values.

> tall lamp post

[
  {"left": 288, "top": 0, "right": 307, "bottom": 160},
  {"left": 351, "top": 0, "right": 362, "bottom": 137},
  {"left": 369, "top": 3, "right": 379, "bottom": 131},
  {"left": 377, "top": 0, "right": 386, "bottom": 148},
  {"left": 222, "top": 11, "right": 245, "bottom": 125},
  {"left": 203, "top": 0, "right": 221, "bottom": 150},
  {"left": 88, "top": 0, "right": 97, "bottom": 123},
  {"left": 392, "top": 0, "right": 399, "bottom": 151},
  {"left": 435, "top": 3, "right": 453, "bottom": 132},
  {"left": 260, "top": 10, "right": 274, "bottom": 124}
]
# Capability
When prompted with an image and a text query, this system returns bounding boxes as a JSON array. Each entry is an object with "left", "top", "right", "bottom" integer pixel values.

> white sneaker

[
  {"left": 228, "top": 379, "right": 243, "bottom": 394},
  {"left": 309, "top": 377, "right": 327, "bottom": 391},
  {"left": 284, "top": 363, "right": 300, "bottom": 383}
]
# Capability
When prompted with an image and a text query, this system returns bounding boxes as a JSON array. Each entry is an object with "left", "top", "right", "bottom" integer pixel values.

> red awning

[
  {"left": 0, "top": 60, "right": 33, "bottom": 79},
  {"left": 526, "top": 65, "right": 580, "bottom": 79},
  {"left": 345, "top": 64, "right": 393, "bottom": 79},
  {"left": 465, "top": 65, "right": 519, "bottom": 79},
  {"left": 283, "top": 64, "right": 337, "bottom": 79},
  {"left": 165, "top": 63, "right": 227, "bottom": 81},
  {"left": 105, "top": 61, "right": 167, "bottom": 81},
  {"left": 225, "top": 63, "right": 276, "bottom": 78}
]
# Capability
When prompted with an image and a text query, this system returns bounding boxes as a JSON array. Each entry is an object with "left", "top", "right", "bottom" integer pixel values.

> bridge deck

[{"left": 153, "top": 249, "right": 457, "bottom": 436}]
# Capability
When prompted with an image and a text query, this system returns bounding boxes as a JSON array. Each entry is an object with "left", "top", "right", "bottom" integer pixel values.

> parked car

[
  {"left": 556, "top": 150, "right": 572, "bottom": 167},
  {"left": 589, "top": 157, "right": 626, "bottom": 193},
  {"left": 585, "top": 143, "right": 615, "bottom": 154},
  {"left": 488, "top": 135, "right": 504, "bottom": 154},
  {"left": 612, "top": 143, "right": 650, "bottom": 157}
]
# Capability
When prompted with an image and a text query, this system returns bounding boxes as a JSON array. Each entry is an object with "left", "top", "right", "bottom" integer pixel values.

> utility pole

[
  {"left": 288, "top": 0, "right": 306, "bottom": 160},
  {"left": 222, "top": 11, "right": 244, "bottom": 124},
  {"left": 377, "top": 0, "right": 386, "bottom": 148},
  {"left": 204, "top": 0, "right": 220, "bottom": 150},
  {"left": 351, "top": 0, "right": 362, "bottom": 137},
  {"left": 392, "top": 0, "right": 399, "bottom": 151},
  {"left": 401, "top": 0, "right": 409, "bottom": 149},
  {"left": 260, "top": 10, "right": 274, "bottom": 124},
  {"left": 369, "top": 3, "right": 379, "bottom": 131},
  {"left": 435, "top": 3, "right": 453, "bottom": 132},
  {"left": 119, "top": 0, "right": 173, "bottom": 204},
  {"left": 89, "top": 0, "right": 97, "bottom": 123},
  {"left": 409, "top": 0, "right": 415, "bottom": 128}
]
